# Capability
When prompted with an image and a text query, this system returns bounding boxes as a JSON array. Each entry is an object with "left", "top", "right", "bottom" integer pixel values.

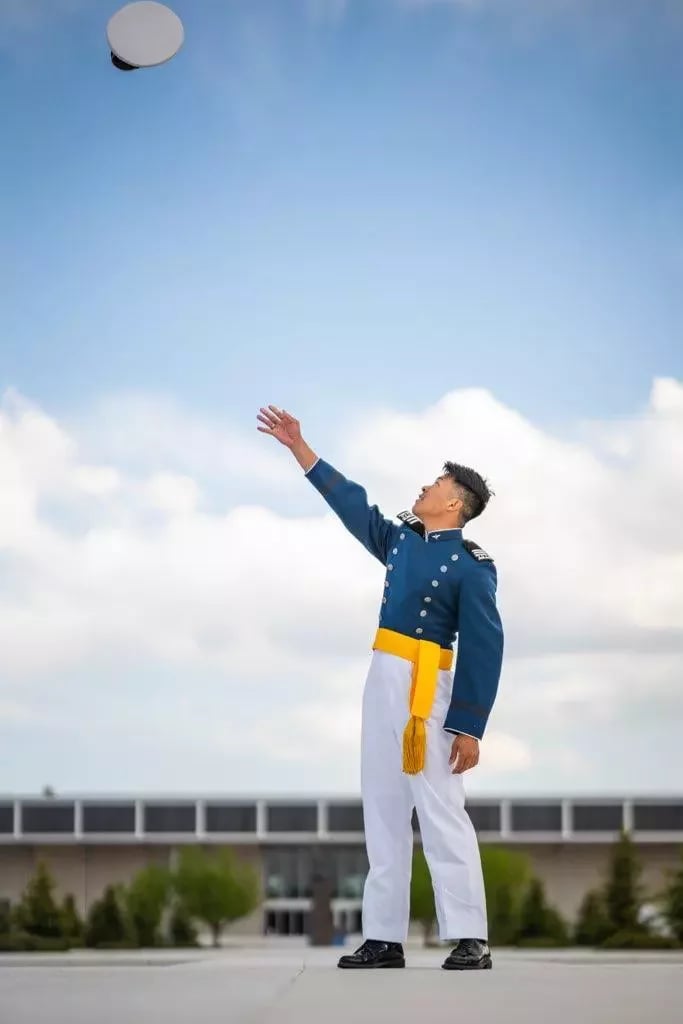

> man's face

[{"left": 412, "top": 473, "right": 461, "bottom": 519}]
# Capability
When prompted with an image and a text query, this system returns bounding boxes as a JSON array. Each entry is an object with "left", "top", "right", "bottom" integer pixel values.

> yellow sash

[{"left": 372, "top": 627, "right": 454, "bottom": 774}]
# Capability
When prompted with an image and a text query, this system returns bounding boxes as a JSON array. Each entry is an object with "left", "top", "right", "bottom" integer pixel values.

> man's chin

[{"left": 411, "top": 501, "right": 422, "bottom": 516}]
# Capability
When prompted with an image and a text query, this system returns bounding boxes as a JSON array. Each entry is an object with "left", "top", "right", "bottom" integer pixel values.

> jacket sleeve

[
  {"left": 305, "top": 458, "right": 398, "bottom": 565},
  {"left": 443, "top": 562, "right": 504, "bottom": 739}
]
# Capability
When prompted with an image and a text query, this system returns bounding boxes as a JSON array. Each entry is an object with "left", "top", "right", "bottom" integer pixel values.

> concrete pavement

[{"left": 1, "top": 943, "right": 682, "bottom": 1024}]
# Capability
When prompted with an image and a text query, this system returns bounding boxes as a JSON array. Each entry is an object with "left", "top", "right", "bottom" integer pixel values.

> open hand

[
  {"left": 257, "top": 406, "right": 302, "bottom": 449},
  {"left": 449, "top": 734, "right": 479, "bottom": 774}
]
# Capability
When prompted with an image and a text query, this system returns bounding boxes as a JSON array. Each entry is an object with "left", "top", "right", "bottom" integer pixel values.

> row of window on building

[
  {"left": 265, "top": 845, "right": 369, "bottom": 900},
  {"left": 1, "top": 800, "right": 683, "bottom": 835},
  {"left": 264, "top": 908, "right": 362, "bottom": 937}
]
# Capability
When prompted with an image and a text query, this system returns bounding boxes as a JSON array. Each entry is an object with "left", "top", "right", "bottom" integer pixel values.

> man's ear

[{"left": 449, "top": 499, "right": 466, "bottom": 527}]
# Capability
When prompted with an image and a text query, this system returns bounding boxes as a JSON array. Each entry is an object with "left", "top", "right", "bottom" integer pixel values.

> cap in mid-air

[{"left": 107, "top": 1, "right": 184, "bottom": 71}]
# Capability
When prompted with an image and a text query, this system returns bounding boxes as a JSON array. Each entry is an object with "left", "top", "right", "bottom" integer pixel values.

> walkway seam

[{"left": 251, "top": 960, "right": 307, "bottom": 1024}]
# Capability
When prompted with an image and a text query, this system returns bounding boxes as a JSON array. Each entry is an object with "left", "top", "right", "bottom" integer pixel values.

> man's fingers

[
  {"left": 258, "top": 406, "right": 299, "bottom": 443},
  {"left": 449, "top": 735, "right": 480, "bottom": 774},
  {"left": 258, "top": 406, "right": 297, "bottom": 424},
  {"left": 449, "top": 738, "right": 463, "bottom": 766},
  {"left": 450, "top": 747, "right": 478, "bottom": 774},
  {"left": 258, "top": 407, "right": 285, "bottom": 430},
  {"left": 452, "top": 756, "right": 479, "bottom": 775}
]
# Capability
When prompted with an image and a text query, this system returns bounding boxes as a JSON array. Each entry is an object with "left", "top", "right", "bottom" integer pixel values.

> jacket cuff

[{"left": 443, "top": 708, "right": 486, "bottom": 741}]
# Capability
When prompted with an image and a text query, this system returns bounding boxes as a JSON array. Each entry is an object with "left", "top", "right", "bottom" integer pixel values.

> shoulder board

[
  {"left": 463, "top": 539, "right": 494, "bottom": 563},
  {"left": 397, "top": 510, "right": 425, "bottom": 538}
]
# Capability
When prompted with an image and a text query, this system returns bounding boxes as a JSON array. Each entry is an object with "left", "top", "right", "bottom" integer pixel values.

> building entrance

[{"left": 264, "top": 909, "right": 308, "bottom": 936}]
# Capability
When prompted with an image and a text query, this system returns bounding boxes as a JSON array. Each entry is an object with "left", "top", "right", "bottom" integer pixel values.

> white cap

[{"left": 107, "top": 2, "right": 184, "bottom": 71}]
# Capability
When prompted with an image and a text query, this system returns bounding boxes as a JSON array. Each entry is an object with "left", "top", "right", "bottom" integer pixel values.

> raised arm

[{"left": 257, "top": 405, "right": 397, "bottom": 564}]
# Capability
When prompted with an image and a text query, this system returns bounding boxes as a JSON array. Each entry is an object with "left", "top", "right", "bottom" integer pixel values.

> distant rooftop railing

[{"left": 1, "top": 795, "right": 682, "bottom": 844}]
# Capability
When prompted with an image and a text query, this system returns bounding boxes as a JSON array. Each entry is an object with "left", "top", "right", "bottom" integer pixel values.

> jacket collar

[
  {"left": 397, "top": 511, "right": 463, "bottom": 543},
  {"left": 425, "top": 528, "right": 462, "bottom": 543}
]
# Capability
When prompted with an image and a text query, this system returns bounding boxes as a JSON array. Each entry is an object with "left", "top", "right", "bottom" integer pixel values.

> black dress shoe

[
  {"left": 337, "top": 939, "right": 405, "bottom": 969},
  {"left": 441, "top": 938, "right": 492, "bottom": 970}
]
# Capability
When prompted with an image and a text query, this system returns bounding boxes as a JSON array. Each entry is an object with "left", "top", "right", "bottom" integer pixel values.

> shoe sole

[
  {"left": 442, "top": 956, "right": 492, "bottom": 971},
  {"left": 338, "top": 960, "right": 406, "bottom": 969}
]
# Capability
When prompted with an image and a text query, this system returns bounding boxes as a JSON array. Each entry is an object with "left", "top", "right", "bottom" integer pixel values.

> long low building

[{"left": 1, "top": 794, "right": 682, "bottom": 936}]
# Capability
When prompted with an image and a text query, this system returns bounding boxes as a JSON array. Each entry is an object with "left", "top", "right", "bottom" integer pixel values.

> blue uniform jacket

[{"left": 305, "top": 458, "right": 504, "bottom": 740}]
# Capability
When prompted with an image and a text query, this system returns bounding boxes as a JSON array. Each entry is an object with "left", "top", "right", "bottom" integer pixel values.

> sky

[{"left": 0, "top": 0, "right": 681, "bottom": 798}]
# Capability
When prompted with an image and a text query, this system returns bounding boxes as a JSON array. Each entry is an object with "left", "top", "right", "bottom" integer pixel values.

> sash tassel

[{"left": 372, "top": 627, "right": 453, "bottom": 774}]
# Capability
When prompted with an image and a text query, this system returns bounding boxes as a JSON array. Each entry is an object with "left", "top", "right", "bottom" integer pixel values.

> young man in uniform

[{"left": 257, "top": 405, "right": 504, "bottom": 971}]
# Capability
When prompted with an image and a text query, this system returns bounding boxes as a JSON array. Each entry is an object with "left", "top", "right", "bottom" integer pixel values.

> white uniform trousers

[{"left": 360, "top": 649, "right": 488, "bottom": 943}]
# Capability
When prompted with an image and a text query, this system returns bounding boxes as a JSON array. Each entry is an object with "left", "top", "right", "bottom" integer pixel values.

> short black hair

[{"left": 443, "top": 461, "right": 493, "bottom": 523}]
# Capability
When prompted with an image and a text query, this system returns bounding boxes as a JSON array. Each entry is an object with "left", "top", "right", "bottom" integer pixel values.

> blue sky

[
  {"left": 2, "top": 0, "right": 681, "bottom": 434},
  {"left": 1, "top": 0, "right": 682, "bottom": 797}
]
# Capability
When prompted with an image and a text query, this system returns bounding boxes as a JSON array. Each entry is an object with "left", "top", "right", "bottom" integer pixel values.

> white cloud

[
  {"left": 72, "top": 391, "right": 292, "bottom": 491},
  {"left": 0, "top": 379, "right": 681, "bottom": 794}
]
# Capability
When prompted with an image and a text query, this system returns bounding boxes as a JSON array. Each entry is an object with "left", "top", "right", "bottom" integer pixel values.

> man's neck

[{"left": 420, "top": 518, "right": 463, "bottom": 535}]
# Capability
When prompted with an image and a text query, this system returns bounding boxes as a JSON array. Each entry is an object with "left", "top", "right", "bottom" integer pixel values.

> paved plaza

[{"left": 1, "top": 942, "right": 682, "bottom": 1024}]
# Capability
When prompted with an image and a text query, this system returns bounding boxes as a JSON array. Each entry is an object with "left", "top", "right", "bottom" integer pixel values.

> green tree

[
  {"left": 14, "top": 861, "right": 63, "bottom": 939},
  {"left": 125, "top": 865, "right": 171, "bottom": 948},
  {"left": 661, "top": 851, "right": 683, "bottom": 945},
  {"left": 0, "top": 900, "right": 11, "bottom": 935},
  {"left": 409, "top": 849, "right": 436, "bottom": 945},
  {"left": 173, "top": 849, "right": 259, "bottom": 947},
  {"left": 169, "top": 902, "right": 199, "bottom": 947},
  {"left": 517, "top": 878, "right": 548, "bottom": 940},
  {"left": 574, "top": 889, "right": 612, "bottom": 946},
  {"left": 517, "top": 877, "right": 568, "bottom": 946},
  {"left": 480, "top": 846, "right": 531, "bottom": 945},
  {"left": 604, "top": 831, "right": 642, "bottom": 933},
  {"left": 544, "top": 905, "right": 570, "bottom": 945},
  {"left": 60, "top": 895, "right": 83, "bottom": 945},
  {"left": 85, "top": 885, "right": 133, "bottom": 948}
]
